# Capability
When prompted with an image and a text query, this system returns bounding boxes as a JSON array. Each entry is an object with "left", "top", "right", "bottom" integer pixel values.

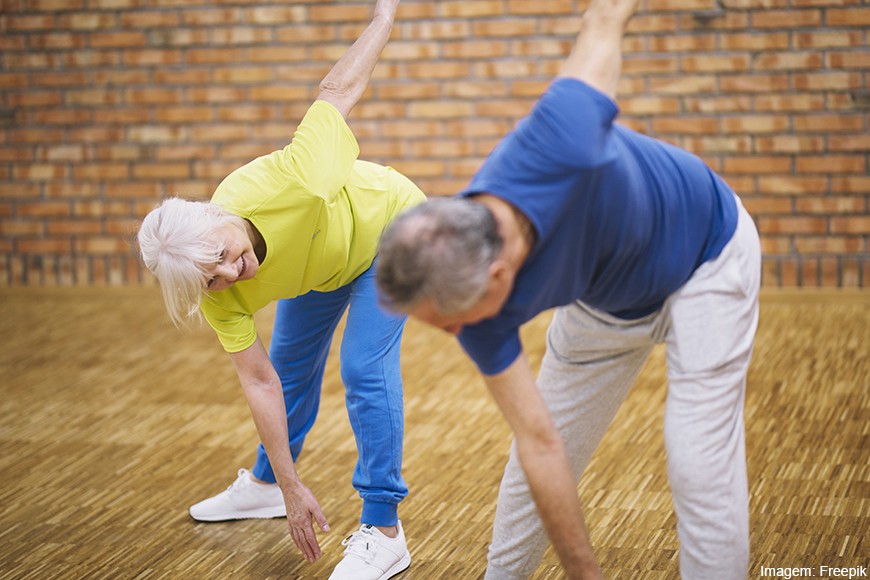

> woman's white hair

[{"left": 137, "top": 197, "right": 245, "bottom": 326}]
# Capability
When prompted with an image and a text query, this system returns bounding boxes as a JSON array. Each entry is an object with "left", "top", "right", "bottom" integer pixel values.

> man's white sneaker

[
  {"left": 188, "top": 468, "right": 286, "bottom": 522},
  {"left": 329, "top": 521, "right": 411, "bottom": 580}
]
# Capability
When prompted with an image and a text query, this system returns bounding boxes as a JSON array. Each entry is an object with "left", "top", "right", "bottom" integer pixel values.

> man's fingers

[{"left": 312, "top": 505, "right": 330, "bottom": 532}]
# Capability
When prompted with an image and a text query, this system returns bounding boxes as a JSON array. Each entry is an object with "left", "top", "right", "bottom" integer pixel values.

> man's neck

[{"left": 473, "top": 194, "right": 534, "bottom": 269}]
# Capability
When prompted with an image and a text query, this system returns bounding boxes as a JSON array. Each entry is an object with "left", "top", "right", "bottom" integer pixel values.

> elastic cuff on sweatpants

[{"left": 361, "top": 500, "right": 399, "bottom": 527}]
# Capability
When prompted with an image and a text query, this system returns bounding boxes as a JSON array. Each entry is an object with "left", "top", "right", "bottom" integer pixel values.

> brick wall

[{"left": 1, "top": 0, "right": 868, "bottom": 288}]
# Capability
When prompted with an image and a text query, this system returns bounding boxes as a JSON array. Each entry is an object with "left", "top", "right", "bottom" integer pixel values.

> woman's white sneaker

[
  {"left": 188, "top": 468, "right": 286, "bottom": 522},
  {"left": 328, "top": 521, "right": 411, "bottom": 580}
]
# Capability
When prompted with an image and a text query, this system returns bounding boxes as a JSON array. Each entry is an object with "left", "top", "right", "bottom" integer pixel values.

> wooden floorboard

[{"left": 0, "top": 288, "right": 867, "bottom": 579}]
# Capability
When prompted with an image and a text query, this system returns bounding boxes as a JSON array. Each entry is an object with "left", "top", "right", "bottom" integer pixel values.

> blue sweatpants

[{"left": 250, "top": 263, "right": 408, "bottom": 527}]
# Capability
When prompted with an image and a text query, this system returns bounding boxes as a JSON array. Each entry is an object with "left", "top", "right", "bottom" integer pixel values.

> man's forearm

[
  {"left": 517, "top": 437, "right": 602, "bottom": 578},
  {"left": 559, "top": 0, "right": 640, "bottom": 99}
]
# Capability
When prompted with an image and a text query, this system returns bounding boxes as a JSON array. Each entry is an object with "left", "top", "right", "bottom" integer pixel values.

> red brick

[
  {"left": 721, "top": 115, "right": 790, "bottom": 134},
  {"left": 797, "top": 155, "right": 866, "bottom": 173},
  {"left": 793, "top": 72, "right": 862, "bottom": 91},
  {"left": 758, "top": 176, "right": 830, "bottom": 195},
  {"left": 131, "top": 162, "right": 190, "bottom": 180},
  {"left": 74, "top": 237, "right": 130, "bottom": 255},
  {"left": 93, "top": 108, "right": 151, "bottom": 124},
  {"left": 123, "top": 48, "right": 182, "bottom": 66},
  {"left": 90, "top": 31, "right": 148, "bottom": 48},
  {"left": 752, "top": 52, "right": 824, "bottom": 71},
  {"left": 831, "top": 216, "right": 870, "bottom": 234},
  {"left": 682, "top": 55, "right": 750, "bottom": 73},
  {"left": 472, "top": 60, "right": 536, "bottom": 79},
  {"left": 831, "top": 177, "right": 870, "bottom": 194},
  {"left": 755, "top": 136, "right": 826, "bottom": 154},
  {"left": 829, "top": 135, "right": 870, "bottom": 152},
  {"left": 472, "top": 19, "right": 534, "bottom": 37},
  {"left": 648, "top": 75, "right": 716, "bottom": 95},
  {"left": 720, "top": 32, "right": 789, "bottom": 51},
  {"left": 309, "top": 4, "right": 370, "bottom": 22},
  {"left": 18, "top": 239, "right": 73, "bottom": 254},
  {"left": 795, "top": 196, "right": 866, "bottom": 214},
  {"left": 444, "top": 40, "right": 509, "bottom": 59},
  {"left": 508, "top": 0, "right": 574, "bottom": 15},
  {"left": 752, "top": 9, "right": 822, "bottom": 28},
  {"left": 408, "top": 101, "right": 474, "bottom": 119},
  {"left": 379, "top": 42, "right": 441, "bottom": 61},
  {"left": 620, "top": 96, "right": 681, "bottom": 115},
  {"left": 181, "top": 8, "right": 243, "bottom": 26},
  {"left": 754, "top": 94, "right": 825, "bottom": 113},
  {"left": 742, "top": 197, "right": 793, "bottom": 215},
  {"left": 247, "top": 6, "right": 305, "bottom": 24},
  {"left": 1, "top": 219, "right": 43, "bottom": 236},
  {"left": 649, "top": 34, "right": 716, "bottom": 53},
  {"left": 683, "top": 96, "right": 751, "bottom": 114},
  {"left": 795, "top": 31, "right": 862, "bottom": 49},
  {"left": 651, "top": 117, "right": 719, "bottom": 135},
  {"left": 377, "top": 82, "right": 441, "bottom": 100},
  {"left": 795, "top": 236, "right": 864, "bottom": 254},
  {"left": 0, "top": 183, "right": 41, "bottom": 199},
  {"left": 679, "top": 12, "right": 748, "bottom": 31},
  {"left": 73, "top": 163, "right": 129, "bottom": 181},
  {"left": 830, "top": 51, "right": 870, "bottom": 69},
  {"left": 46, "top": 220, "right": 102, "bottom": 236},
  {"left": 13, "top": 163, "right": 67, "bottom": 181},
  {"left": 119, "top": 10, "right": 180, "bottom": 29},
  {"left": 720, "top": 74, "right": 790, "bottom": 93},
  {"left": 757, "top": 216, "right": 827, "bottom": 234},
  {"left": 828, "top": 8, "right": 870, "bottom": 26},
  {"left": 439, "top": 1, "right": 505, "bottom": 18},
  {"left": 724, "top": 156, "right": 792, "bottom": 174},
  {"left": 794, "top": 114, "right": 865, "bottom": 132},
  {"left": 681, "top": 136, "right": 752, "bottom": 154}
]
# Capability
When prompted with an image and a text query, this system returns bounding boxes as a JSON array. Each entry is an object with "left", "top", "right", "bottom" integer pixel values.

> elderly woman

[{"left": 137, "top": 1, "right": 422, "bottom": 578}]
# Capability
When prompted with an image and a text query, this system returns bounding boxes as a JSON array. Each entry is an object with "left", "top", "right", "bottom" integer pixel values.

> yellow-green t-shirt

[{"left": 200, "top": 100, "right": 426, "bottom": 353}]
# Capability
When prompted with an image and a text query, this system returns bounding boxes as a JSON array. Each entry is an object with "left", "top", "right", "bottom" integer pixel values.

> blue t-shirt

[{"left": 457, "top": 77, "right": 738, "bottom": 376}]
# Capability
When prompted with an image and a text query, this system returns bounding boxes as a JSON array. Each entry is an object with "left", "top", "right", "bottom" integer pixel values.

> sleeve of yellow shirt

[{"left": 279, "top": 99, "right": 361, "bottom": 202}]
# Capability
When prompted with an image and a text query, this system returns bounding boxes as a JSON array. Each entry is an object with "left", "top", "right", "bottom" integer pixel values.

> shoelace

[
  {"left": 341, "top": 527, "right": 377, "bottom": 563},
  {"left": 225, "top": 468, "right": 251, "bottom": 495}
]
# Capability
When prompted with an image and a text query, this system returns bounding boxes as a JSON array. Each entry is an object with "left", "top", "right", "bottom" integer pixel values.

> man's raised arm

[{"left": 558, "top": 0, "right": 641, "bottom": 100}]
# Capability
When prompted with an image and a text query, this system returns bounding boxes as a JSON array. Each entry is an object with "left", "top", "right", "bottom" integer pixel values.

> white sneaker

[
  {"left": 329, "top": 521, "right": 411, "bottom": 580},
  {"left": 188, "top": 468, "right": 286, "bottom": 522}
]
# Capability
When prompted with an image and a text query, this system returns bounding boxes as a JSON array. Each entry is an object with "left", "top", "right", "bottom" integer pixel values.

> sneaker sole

[
  {"left": 380, "top": 552, "right": 411, "bottom": 580},
  {"left": 188, "top": 507, "right": 287, "bottom": 522}
]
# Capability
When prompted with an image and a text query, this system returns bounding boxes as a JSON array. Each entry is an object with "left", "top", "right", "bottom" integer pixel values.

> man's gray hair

[{"left": 376, "top": 198, "right": 503, "bottom": 315}]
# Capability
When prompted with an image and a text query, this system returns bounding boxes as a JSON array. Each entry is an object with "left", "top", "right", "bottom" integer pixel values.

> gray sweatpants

[{"left": 485, "top": 199, "right": 761, "bottom": 580}]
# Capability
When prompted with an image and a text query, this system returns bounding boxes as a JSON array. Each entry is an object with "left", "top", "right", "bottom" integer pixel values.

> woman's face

[{"left": 204, "top": 222, "right": 259, "bottom": 292}]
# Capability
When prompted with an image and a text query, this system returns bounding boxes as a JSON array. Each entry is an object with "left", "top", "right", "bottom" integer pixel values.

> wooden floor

[{"left": 0, "top": 287, "right": 867, "bottom": 579}]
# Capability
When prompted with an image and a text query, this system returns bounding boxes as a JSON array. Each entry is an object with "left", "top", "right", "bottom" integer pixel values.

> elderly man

[{"left": 375, "top": 0, "right": 760, "bottom": 578}]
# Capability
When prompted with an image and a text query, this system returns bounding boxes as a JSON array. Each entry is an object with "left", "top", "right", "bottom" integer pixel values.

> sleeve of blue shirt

[
  {"left": 458, "top": 323, "right": 522, "bottom": 377},
  {"left": 463, "top": 78, "right": 622, "bottom": 240},
  {"left": 520, "top": 77, "right": 621, "bottom": 170}
]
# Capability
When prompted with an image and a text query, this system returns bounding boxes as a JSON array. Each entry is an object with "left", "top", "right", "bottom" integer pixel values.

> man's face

[{"left": 408, "top": 262, "right": 514, "bottom": 335}]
